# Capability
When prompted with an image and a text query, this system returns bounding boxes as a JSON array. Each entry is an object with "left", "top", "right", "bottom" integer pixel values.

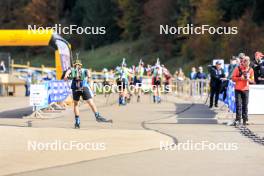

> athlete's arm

[
  {"left": 86, "top": 69, "right": 96, "bottom": 95},
  {"left": 86, "top": 69, "right": 92, "bottom": 83},
  {"left": 64, "top": 69, "right": 72, "bottom": 80}
]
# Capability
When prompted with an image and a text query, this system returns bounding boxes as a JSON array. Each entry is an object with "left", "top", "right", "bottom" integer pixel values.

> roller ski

[{"left": 95, "top": 112, "right": 113, "bottom": 123}]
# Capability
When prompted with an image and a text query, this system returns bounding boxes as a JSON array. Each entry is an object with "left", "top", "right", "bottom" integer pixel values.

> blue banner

[
  {"left": 220, "top": 81, "right": 236, "bottom": 113},
  {"left": 47, "top": 80, "right": 71, "bottom": 104}
]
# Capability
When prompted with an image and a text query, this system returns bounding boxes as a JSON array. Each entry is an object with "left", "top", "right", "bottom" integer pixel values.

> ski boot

[
  {"left": 95, "top": 112, "right": 113, "bottom": 123},
  {"left": 74, "top": 116, "right": 80, "bottom": 129}
]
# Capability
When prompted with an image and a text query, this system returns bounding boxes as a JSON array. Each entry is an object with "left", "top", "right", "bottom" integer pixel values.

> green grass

[
  {"left": 79, "top": 40, "right": 156, "bottom": 70},
  {"left": 11, "top": 40, "right": 199, "bottom": 74},
  {"left": 74, "top": 40, "right": 203, "bottom": 73}
]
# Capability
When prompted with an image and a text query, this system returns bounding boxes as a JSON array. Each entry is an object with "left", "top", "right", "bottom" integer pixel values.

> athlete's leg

[
  {"left": 117, "top": 80, "right": 122, "bottom": 105},
  {"left": 86, "top": 98, "right": 98, "bottom": 113},
  {"left": 123, "top": 88, "right": 127, "bottom": 104},
  {"left": 73, "top": 100, "right": 80, "bottom": 116},
  {"left": 122, "top": 80, "right": 127, "bottom": 105},
  {"left": 157, "top": 85, "right": 162, "bottom": 103},
  {"left": 81, "top": 85, "right": 112, "bottom": 123},
  {"left": 72, "top": 90, "right": 81, "bottom": 128},
  {"left": 137, "top": 79, "right": 142, "bottom": 102},
  {"left": 136, "top": 85, "right": 140, "bottom": 102},
  {"left": 153, "top": 85, "right": 157, "bottom": 103},
  {"left": 86, "top": 99, "right": 112, "bottom": 122},
  {"left": 73, "top": 101, "right": 80, "bottom": 128}
]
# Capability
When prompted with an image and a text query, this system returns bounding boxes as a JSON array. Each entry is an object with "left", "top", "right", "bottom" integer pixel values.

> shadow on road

[
  {"left": 175, "top": 103, "right": 217, "bottom": 124},
  {"left": 155, "top": 102, "right": 218, "bottom": 124},
  {"left": 0, "top": 107, "right": 32, "bottom": 118}
]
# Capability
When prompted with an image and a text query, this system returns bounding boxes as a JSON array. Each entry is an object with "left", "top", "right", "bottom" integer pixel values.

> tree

[
  {"left": 0, "top": 0, "right": 29, "bottom": 28},
  {"left": 71, "top": 0, "right": 121, "bottom": 49},
  {"left": 141, "top": 0, "right": 177, "bottom": 57},
  {"left": 181, "top": 0, "right": 223, "bottom": 64},
  {"left": 23, "top": 0, "right": 61, "bottom": 26},
  {"left": 221, "top": 12, "right": 264, "bottom": 59},
  {"left": 218, "top": 0, "right": 253, "bottom": 22},
  {"left": 117, "top": 0, "right": 145, "bottom": 40}
]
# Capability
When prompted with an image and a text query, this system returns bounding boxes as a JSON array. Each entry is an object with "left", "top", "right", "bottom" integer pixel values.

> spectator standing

[
  {"left": 25, "top": 72, "right": 32, "bottom": 96},
  {"left": 232, "top": 56, "right": 255, "bottom": 125},
  {"left": 0, "top": 60, "right": 6, "bottom": 73},
  {"left": 189, "top": 67, "right": 197, "bottom": 80},
  {"left": 209, "top": 61, "right": 226, "bottom": 108},
  {"left": 196, "top": 66, "right": 207, "bottom": 95},
  {"left": 196, "top": 66, "right": 207, "bottom": 79},
  {"left": 173, "top": 70, "right": 179, "bottom": 78},
  {"left": 227, "top": 57, "right": 239, "bottom": 80},
  {"left": 189, "top": 67, "right": 197, "bottom": 96},
  {"left": 176, "top": 68, "right": 185, "bottom": 94},
  {"left": 251, "top": 51, "right": 264, "bottom": 84}
]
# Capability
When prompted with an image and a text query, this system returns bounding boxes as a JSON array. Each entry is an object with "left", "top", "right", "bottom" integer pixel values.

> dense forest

[{"left": 0, "top": 0, "right": 264, "bottom": 70}]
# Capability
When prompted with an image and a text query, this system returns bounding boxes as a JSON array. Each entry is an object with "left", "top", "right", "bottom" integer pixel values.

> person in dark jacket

[
  {"left": 251, "top": 51, "right": 264, "bottom": 84},
  {"left": 189, "top": 67, "right": 197, "bottom": 80},
  {"left": 196, "top": 66, "right": 207, "bottom": 79},
  {"left": 195, "top": 66, "right": 207, "bottom": 95},
  {"left": 209, "top": 61, "right": 226, "bottom": 108}
]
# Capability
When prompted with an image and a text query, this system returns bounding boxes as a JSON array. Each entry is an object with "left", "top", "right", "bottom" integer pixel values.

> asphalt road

[{"left": 3, "top": 94, "right": 264, "bottom": 176}]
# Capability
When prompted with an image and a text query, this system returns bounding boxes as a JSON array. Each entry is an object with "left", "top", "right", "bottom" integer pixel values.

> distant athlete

[
  {"left": 152, "top": 59, "right": 163, "bottom": 103},
  {"left": 134, "top": 59, "right": 145, "bottom": 102},
  {"left": 162, "top": 64, "right": 172, "bottom": 93},
  {"left": 115, "top": 58, "right": 130, "bottom": 105},
  {"left": 64, "top": 59, "right": 112, "bottom": 128},
  {"left": 102, "top": 68, "right": 111, "bottom": 97}
]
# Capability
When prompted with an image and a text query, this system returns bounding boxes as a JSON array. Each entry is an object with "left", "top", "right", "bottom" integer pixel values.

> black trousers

[
  {"left": 235, "top": 90, "right": 249, "bottom": 122},
  {"left": 210, "top": 86, "right": 220, "bottom": 106}
]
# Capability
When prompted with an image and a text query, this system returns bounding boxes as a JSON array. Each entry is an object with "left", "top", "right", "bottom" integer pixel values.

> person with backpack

[{"left": 232, "top": 56, "right": 255, "bottom": 126}]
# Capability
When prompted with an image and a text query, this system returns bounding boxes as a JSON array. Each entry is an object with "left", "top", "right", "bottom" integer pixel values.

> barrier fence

[
  {"left": 172, "top": 79, "right": 210, "bottom": 97},
  {"left": 48, "top": 81, "right": 71, "bottom": 104},
  {"left": 219, "top": 81, "right": 236, "bottom": 113},
  {"left": 29, "top": 80, "right": 71, "bottom": 118},
  {"left": 172, "top": 79, "right": 236, "bottom": 113},
  {"left": 28, "top": 77, "right": 242, "bottom": 118}
]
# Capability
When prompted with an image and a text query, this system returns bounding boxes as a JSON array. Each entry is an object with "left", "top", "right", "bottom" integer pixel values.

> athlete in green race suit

[
  {"left": 64, "top": 59, "right": 112, "bottom": 128},
  {"left": 115, "top": 59, "right": 131, "bottom": 105}
]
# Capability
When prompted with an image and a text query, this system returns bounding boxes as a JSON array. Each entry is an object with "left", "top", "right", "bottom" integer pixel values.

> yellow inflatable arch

[{"left": 0, "top": 30, "right": 72, "bottom": 79}]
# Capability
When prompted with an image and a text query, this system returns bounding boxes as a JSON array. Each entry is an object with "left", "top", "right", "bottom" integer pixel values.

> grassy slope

[
  {"left": 80, "top": 40, "right": 188, "bottom": 73},
  {"left": 12, "top": 40, "right": 196, "bottom": 73}
]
